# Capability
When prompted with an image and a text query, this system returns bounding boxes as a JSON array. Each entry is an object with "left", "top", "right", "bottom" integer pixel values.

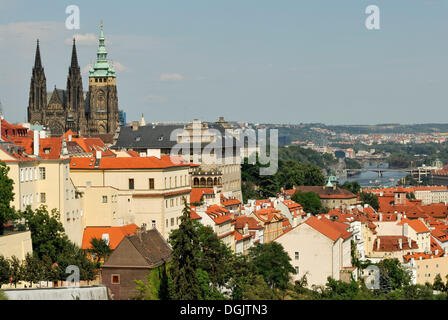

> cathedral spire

[
  {"left": 70, "top": 38, "right": 79, "bottom": 68},
  {"left": 89, "top": 21, "right": 116, "bottom": 78},
  {"left": 34, "top": 39, "right": 42, "bottom": 69}
]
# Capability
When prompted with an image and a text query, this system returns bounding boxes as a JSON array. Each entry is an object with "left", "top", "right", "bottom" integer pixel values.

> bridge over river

[{"left": 345, "top": 168, "right": 413, "bottom": 177}]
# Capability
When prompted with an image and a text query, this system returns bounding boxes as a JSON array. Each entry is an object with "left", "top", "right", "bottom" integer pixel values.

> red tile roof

[
  {"left": 373, "top": 236, "right": 418, "bottom": 252},
  {"left": 206, "top": 205, "right": 233, "bottom": 225},
  {"left": 70, "top": 155, "right": 191, "bottom": 169},
  {"left": 304, "top": 216, "right": 352, "bottom": 241},
  {"left": 81, "top": 224, "right": 139, "bottom": 250},
  {"left": 397, "top": 218, "right": 430, "bottom": 233},
  {"left": 190, "top": 188, "right": 214, "bottom": 203}
]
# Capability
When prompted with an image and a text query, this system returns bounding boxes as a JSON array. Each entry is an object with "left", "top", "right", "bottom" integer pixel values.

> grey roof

[
  {"left": 127, "top": 229, "right": 172, "bottom": 267},
  {"left": 112, "top": 123, "right": 239, "bottom": 153},
  {"left": 112, "top": 124, "right": 184, "bottom": 149}
]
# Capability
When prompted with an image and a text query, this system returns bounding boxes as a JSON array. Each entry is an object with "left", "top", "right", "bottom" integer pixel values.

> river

[{"left": 338, "top": 163, "right": 408, "bottom": 188}]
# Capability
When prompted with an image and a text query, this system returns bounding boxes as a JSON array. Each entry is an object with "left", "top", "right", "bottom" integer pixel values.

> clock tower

[{"left": 86, "top": 21, "right": 119, "bottom": 135}]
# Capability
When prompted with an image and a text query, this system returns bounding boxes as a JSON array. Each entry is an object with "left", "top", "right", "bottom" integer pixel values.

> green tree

[
  {"left": 18, "top": 205, "right": 70, "bottom": 261},
  {"left": 340, "top": 181, "right": 361, "bottom": 195},
  {"left": 248, "top": 242, "right": 296, "bottom": 291},
  {"left": 134, "top": 263, "right": 171, "bottom": 300},
  {"left": 195, "top": 222, "right": 233, "bottom": 290},
  {"left": 241, "top": 274, "right": 275, "bottom": 300},
  {"left": 88, "top": 237, "right": 112, "bottom": 265},
  {"left": 433, "top": 274, "right": 446, "bottom": 292},
  {"left": 291, "top": 190, "right": 323, "bottom": 214},
  {"left": 377, "top": 258, "right": 411, "bottom": 291},
  {"left": 0, "top": 255, "right": 10, "bottom": 288},
  {"left": 8, "top": 256, "right": 23, "bottom": 288},
  {"left": 22, "top": 253, "right": 43, "bottom": 287},
  {"left": 168, "top": 198, "right": 201, "bottom": 300},
  {"left": 321, "top": 277, "right": 360, "bottom": 300},
  {"left": 0, "top": 161, "right": 16, "bottom": 235},
  {"left": 359, "top": 192, "right": 380, "bottom": 211}
]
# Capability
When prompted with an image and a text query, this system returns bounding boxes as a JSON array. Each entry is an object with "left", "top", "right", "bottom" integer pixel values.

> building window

[
  {"left": 166, "top": 200, "right": 168, "bottom": 208},
  {"left": 171, "top": 218, "right": 174, "bottom": 226},
  {"left": 170, "top": 199, "right": 174, "bottom": 207},
  {"left": 129, "top": 178, "right": 134, "bottom": 190},
  {"left": 149, "top": 178, "right": 155, "bottom": 190},
  {"left": 40, "top": 193, "right": 46, "bottom": 203},
  {"left": 39, "top": 167, "right": 46, "bottom": 180},
  {"left": 295, "top": 266, "right": 299, "bottom": 274},
  {"left": 20, "top": 168, "right": 24, "bottom": 182},
  {"left": 295, "top": 252, "right": 299, "bottom": 260},
  {"left": 166, "top": 219, "right": 168, "bottom": 228},
  {"left": 102, "top": 196, "right": 108, "bottom": 203},
  {"left": 111, "top": 274, "right": 120, "bottom": 284},
  {"left": 34, "top": 167, "right": 38, "bottom": 180}
]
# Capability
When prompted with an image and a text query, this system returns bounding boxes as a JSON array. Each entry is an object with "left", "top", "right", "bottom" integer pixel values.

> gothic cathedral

[{"left": 27, "top": 23, "right": 120, "bottom": 136}]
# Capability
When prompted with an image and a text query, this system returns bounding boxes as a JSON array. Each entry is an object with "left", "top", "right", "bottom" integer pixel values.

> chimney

[
  {"left": 398, "top": 238, "right": 402, "bottom": 250},
  {"left": 132, "top": 121, "right": 139, "bottom": 131},
  {"left": 33, "top": 130, "right": 40, "bottom": 156},
  {"left": 379, "top": 212, "right": 383, "bottom": 221},
  {"left": 96, "top": 150, "right": 102, "bottom": 159},
  {"left": 377, "top": 238, "right": 380, "bottom": 250}
]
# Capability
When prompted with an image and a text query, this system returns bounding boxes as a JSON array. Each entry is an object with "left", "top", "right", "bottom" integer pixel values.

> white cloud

[
  {"left": 65, "top": 33, "right": 97, "bottom": 46},
  {"left": 0, "top": 21, "right": 65, "bottom": 44},
  {"left": 160, "top": 73, "right": 184, "bottom": 81},
  {"left": 111, "top": 61, "right": 130, "bottom": 73}
]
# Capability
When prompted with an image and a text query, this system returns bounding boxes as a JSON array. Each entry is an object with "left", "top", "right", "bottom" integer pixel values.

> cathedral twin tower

[{"left": 27, "top": 23, "right": 120, "bottom": 136}]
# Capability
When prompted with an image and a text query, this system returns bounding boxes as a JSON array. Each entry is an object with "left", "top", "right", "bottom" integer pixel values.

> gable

[{"left": 103, "top": 237, "right": 150, "bottom": 268}]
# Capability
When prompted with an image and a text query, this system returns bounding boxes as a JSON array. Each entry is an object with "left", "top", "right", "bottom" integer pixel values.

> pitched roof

[
  {"left": 304, "top": 216, "right": 352, "bottom": 241},
  {"left": 121, "top": 229, "right": 172, "bottom": 267},
  {"left": 397, "top": 218, "right": 430, "bottom": 233},
  {"left": 81, "top": 224, "right": 139, "bottom": 250},
  {"left": 233, "top": 216, "right": 263, "bottom": 230},
  {"left": 190, "top": 188, "right": 214, "bottom": 203}
]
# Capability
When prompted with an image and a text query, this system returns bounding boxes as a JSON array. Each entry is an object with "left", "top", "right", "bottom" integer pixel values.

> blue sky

[{"left": 0, "top": 0, "right": 447, "bottom": 125}]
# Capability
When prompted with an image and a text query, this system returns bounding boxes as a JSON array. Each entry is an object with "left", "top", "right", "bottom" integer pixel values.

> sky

[{"left": 0, "top": 0, "right": 447, "bottom": 125}]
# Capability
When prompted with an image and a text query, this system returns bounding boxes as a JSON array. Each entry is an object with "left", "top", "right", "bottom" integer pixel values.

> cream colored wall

[
  {"left": 275, "top": 223, "right": 336, "bottom": 287},
  {"left": 4, "top": 160, "right": 83, "bottom": 246},
  {"left": 322, "top": 198, "right": 357, "bottom": 209},
  {"left": 415, "top": 256, "right": 448, "bottom": 285},
  {"left": 78, "top": 186, "right": 119, "bottom": 227},
  {"left": 70, "top": 166, "right": 191, "bottom": 240},
  {"left": 0, "top": 231, "right": 33, "bottom": 260}
]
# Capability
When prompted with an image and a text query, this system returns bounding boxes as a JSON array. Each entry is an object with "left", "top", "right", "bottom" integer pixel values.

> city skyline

[{"left": 0, "top": 0, "right": 447, "bottom": 125}]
